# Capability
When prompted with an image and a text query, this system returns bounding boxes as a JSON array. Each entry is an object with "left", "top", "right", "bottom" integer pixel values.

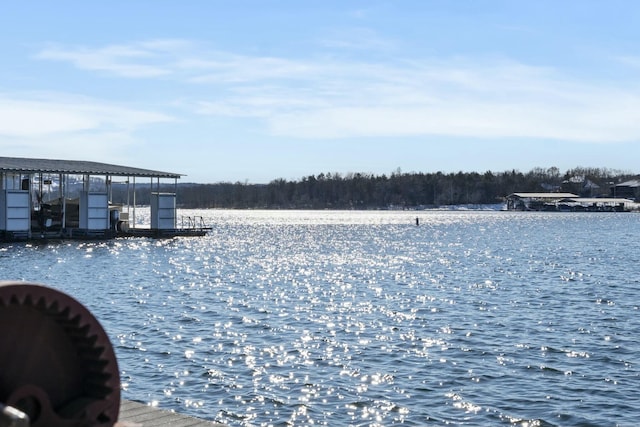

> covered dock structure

[
  {"left": 506, "top": 193, "right": 578, "bottom": 211},
  {"left": 0, "top": 156, "right": 209, "bottom": 241},
  {"left": 506, "top": 192, "right": 637, "bottom": 212}
]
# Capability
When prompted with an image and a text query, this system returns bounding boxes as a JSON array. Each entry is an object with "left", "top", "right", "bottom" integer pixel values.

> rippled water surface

[{"left": 2, "top": 210, "right": 640, "bottom": 426}]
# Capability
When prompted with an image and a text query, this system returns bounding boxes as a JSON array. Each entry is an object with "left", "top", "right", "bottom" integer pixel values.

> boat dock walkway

[{"left": 119, "top": 400, "right": 225, "bottom": 426}]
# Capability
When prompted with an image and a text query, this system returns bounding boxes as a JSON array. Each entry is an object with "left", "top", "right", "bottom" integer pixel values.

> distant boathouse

[
  {"left": 0, "top": 156, "right": 208, "bottom": 241},
  {"left": 505, "top": 192, "right": 638, "bottom": 212}
]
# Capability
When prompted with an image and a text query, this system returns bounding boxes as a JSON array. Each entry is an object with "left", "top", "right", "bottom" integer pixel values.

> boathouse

[
  {"left": 505, "top": 193, "right": 578, "bottom": 211},
  {"left": 505, "top": 192, "right": 637, "bottom": 212},
  {"left": 611, "top": 179, "right": 640, "bottom": 201},
  {"left": 0, "top": 156, "right": 207, "bottom": 241}
]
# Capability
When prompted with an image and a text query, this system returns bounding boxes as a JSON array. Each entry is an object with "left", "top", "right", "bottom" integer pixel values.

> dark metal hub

[{"left": 0, "top": 282, "right": 120, "bottom": 426}]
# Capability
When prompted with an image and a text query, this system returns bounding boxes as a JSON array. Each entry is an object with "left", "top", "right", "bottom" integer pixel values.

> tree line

[{"left": 112, "top": 166, "right": 635, "bottom": 209}]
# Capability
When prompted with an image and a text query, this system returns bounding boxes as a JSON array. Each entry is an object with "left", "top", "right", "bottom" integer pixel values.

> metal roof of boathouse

[
  {"left": 0, "top": 156, "right": 182, "bottom": 179},
  {"left": 507, "top": 192, "right": 579, "bottom": 199}
]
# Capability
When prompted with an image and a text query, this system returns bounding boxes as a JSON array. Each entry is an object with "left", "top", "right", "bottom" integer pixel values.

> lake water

[{"left": 2, "top": 210, "right": 639, "bottom": 426}]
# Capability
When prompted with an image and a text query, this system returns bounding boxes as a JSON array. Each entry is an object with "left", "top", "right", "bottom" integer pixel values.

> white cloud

[
  {"left": 0, "top": 93, "right": 175, "bottom": 164},
  {"left": 616, "top": 55, "right": 640, "bottom": 69},
  {"left": 2, "top": 131, "right": 138, "bottom": 163},
  {"left": 35, "top": 40, "right": 190, "bottom": 78},
  {"left": 33, "top": 39, "right": 640, "bottom": 144},
  {"left": 266, "top": 97, "right": 640, "bottom": 142},
  {"left": 187, "top": 57, "right": 640, "bottom": 143},
  {"left": 186, "top": 56, "right": 320, "bottom": 84},
  {"left": 318, "top": 27, "right": 397, "bottom": 51},
  {"left": 0, "top": 93, "right": 173, "bottom": 137},
  {"left": 0, "top": 102, "right": 96, "bottom": 137}
]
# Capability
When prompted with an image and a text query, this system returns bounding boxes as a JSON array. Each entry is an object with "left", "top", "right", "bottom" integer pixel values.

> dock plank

[{"left": 119, "top": 400, "right": 225, "bottom": 426}]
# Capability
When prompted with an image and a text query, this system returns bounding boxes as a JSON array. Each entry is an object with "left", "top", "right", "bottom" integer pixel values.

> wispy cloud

[
  {"left": 192, "top": 57, "right": 640, "bottom": 143},
  {"left": 0, "top": 92, "right": 174, "bottom": 162},
  {"left": 184, "top": 56, "right": 321, "bottom": 84},
  {"left": 317, "top": 27, "right": 397, "bottom": 51},
  {"left": 3, "top": 131, "right": 140, "bottom": 164},
  {"left": 35, "top": 40, "right": 192, "bottom": 78},
  {"left": 0, "top": 93, "right": 172, "bottom": 137},
  {"left": 33, "top": 39, "right": 640, "bottom": 144},
  {"left": 616, "top": 55, "right": 640, "bottom": 69}
]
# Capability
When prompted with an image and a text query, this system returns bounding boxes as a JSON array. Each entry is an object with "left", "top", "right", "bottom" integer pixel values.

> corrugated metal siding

[{"left": 0, "top": 157, "right": 182, "bottom": 178}]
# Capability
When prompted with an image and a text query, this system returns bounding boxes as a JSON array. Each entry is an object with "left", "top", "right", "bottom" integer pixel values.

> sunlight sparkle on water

[{"left": 6, "top": 210, "right": 639, "bottom": 426}]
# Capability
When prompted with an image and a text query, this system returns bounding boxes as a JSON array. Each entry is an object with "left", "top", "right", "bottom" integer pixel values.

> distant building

[
  {"left": 505, "top": 193, "right": 578, "bottom": 211},
  {"left": 505, "top": 192, "right": 637, "bottom": 212},
  {"left": 611, "top": 179, "right": 640, "bottom": 201}
]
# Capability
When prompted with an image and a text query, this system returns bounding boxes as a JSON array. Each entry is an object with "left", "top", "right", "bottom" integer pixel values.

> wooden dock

[{"left": 119, "top": 400, "right": 225, "bottom": 426}]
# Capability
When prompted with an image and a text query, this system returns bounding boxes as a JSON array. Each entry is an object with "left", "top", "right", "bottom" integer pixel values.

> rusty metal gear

[{"left": 0, "top": 281, "right": 120, "bottom": 427}]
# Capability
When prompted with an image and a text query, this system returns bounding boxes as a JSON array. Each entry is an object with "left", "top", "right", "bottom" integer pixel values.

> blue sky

[{"left": 1, "top": 1, "right": 640, "bottom": 183}]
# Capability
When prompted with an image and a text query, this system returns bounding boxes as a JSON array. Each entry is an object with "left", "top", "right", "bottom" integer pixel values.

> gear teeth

[
  {"left": 0, "top": 282, "right": 121, "bottom": 427},
  {"left": 35, "top": 296, "right": 48, "bottom": 310}
]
